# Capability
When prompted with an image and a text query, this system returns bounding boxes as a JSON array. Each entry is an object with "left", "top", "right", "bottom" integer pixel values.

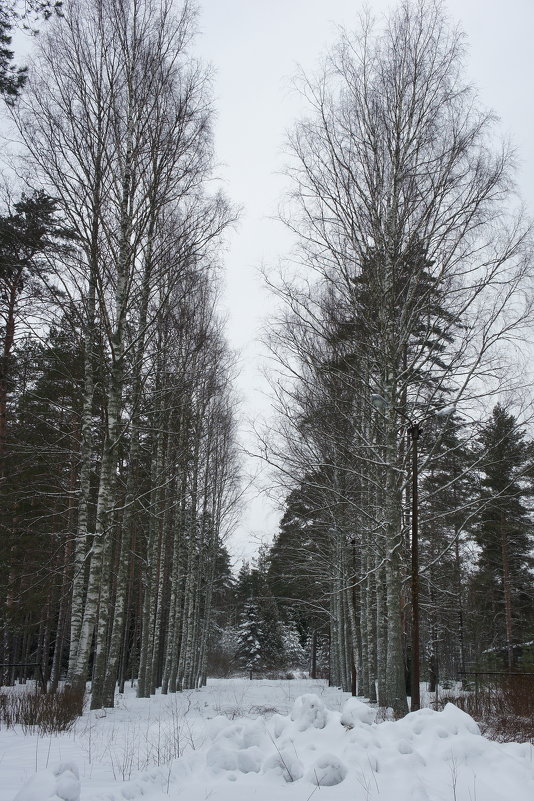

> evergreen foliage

[
  {"left": 472, "top": 405, "right": 534, "bottom": 661},
  {"left": 0, "top": 1, "right": 62, "bottom": 101},
  {"left": 0, "top": 0, "right": 533, "bottom": 718},
  {"left": 234, "top": 561, "right": 285, "bottom": 674},
  {"left": 0, "top": 7, "right": 26, "bottom": 101},
  {"left": 236, "top": 600, "right": 263, "bottom": 675}
]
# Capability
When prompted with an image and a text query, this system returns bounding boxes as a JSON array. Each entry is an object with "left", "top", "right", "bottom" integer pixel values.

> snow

[
  {"left": 290, "top": 692, "right": 328, "bottom": 730},
  {"left": 1, "top": 679, "right": 533, "bottom": 801},
  {"left": 340, "top": 695, "right": 376, "bottom": 726},
  {"left": 13, "top": 763, "right": 80, "bottom": 801},
  {"left": 306, "top": 752, "right": 347, "bottom": 786}
]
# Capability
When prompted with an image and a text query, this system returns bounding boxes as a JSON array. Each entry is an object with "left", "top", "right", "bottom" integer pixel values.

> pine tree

[
  {"left": 0, "top": 2, "right": 62, "bottom": 102},
  {"left": 418, "top": 413, "right": 477, "bottom": 685},
  {"left": 473, "top": 405, "right": 534, "bottom": 667},
  {"left": 281, "top": 620, "right": 307, "bottom": 672},
  {"left": 0, "top": 191, "right": 74, "bottom": 467}
]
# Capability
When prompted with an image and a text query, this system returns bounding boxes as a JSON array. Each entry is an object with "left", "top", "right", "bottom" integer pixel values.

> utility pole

[
  {"left": 408, "top": 422, "right": 421, "bottom": 711},
  {"left": 371, "top": 394, "right": 452, "bottom": 711}
]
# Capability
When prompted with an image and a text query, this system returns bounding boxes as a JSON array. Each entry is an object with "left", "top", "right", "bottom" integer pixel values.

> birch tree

[
  {"left": 10, "top": 0, "right": 238, "bottom": 705},
  {"left": 266, "top": 0, "right": 533, "bottom": 715}
]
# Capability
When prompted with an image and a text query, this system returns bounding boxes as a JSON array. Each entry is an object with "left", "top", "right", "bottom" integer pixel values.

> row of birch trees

[
  {"left": 0, "top": 0, "right": 239, "bottom": 709},
  {"left": 263, "top": 0, "right": 534, "bottom": 716}
]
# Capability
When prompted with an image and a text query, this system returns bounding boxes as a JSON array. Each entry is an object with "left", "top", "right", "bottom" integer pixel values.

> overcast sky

[
  {"left": 6, "top": 0, "right": 533, "bottom": 566},
  {"left": 193, "top": 0, "right": 534, "bottom": 565}
]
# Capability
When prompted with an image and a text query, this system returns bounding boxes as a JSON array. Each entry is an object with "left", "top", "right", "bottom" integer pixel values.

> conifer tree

[
  {"left": 473, "top": 405, "right": 534, "bottom": 667},
  {"left": 236, "top": 601, "right": 262, "bottom": 678},
  {"left": 234, "top": 560, "right": 285, "bottom": 674},
  {"left": 0, "top": 191, "right": 74, "bottom": 467},
  {"left": 418, "top": 414, "right": 477, "bottom": 685},
  {"left": 0, "top": 1, "right": 61, "bottom": 101}
]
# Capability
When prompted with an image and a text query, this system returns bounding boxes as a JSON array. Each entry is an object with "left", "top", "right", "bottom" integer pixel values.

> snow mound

[
  {"left": 307, "top": 753, "right": 347, "bottom": 786},
  {"left": 271, "top": 712, "right": 289, "bottom": 738},
  {"left": 216, "top": 719, "right": 264, "bottom": 749},
  {"left": 206, "top": 743, "right": 239, "bottom": 772},
  {"left": 204, "top": 717, "right": 268, "bottom": 778},
  {"left": 340, "top": 696, "right": 376, "bottom": 727},
  {"left": 290, "top": 693, "right": 328, "bottom": 730},
  {"left": 13, "top": 762, "right": 80, "bottom": 801},
  {"left": 237, "top": 746, "right": 263, "bottom": 773},
  {"left": 262, "top": 751, "right": 304, "bottom": 782},
  {"left": 6, "top": 681, "right": 534, "bottom": 801},
  {"left": 440, "top": 701, "right": 481, "bottom": 735},
  {"left": 401, "top": 702, "right": 480, "bottom": 739},
  {"left": 397, "top": 738, "right": 413, "bottom": 754}
]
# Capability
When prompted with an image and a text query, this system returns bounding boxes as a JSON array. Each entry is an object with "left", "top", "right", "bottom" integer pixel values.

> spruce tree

[
  {"left": 0, "top": 191, "right": 74, "bottom": 466},
  {"left": 236, "top": 601, "right": 263, "bottom": 678},
  {"left": 267, "top": 481, "right": 330, "bottom": 650},
  {"left": 473, "top": 405, "right": 534, "bottom": 667},
  {"left": 234, "top": 560, "right": 285, "bottom": 674},
  {"left": 418, "top": 414, "right": 477, "bottom": 684}
]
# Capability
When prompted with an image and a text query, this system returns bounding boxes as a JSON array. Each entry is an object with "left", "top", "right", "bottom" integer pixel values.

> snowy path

[{"left": 2, "top": 679, "right": 533, "bottom": 801}]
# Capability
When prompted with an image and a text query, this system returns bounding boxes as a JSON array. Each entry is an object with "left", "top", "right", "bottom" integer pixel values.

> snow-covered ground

[{"left": 2, "top": 678, "right": 533, "bottom": 801}]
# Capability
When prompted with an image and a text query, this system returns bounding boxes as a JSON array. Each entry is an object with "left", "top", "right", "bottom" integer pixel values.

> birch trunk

[{"left": 102, "top": 232, "right": 155, "bottom": 707}]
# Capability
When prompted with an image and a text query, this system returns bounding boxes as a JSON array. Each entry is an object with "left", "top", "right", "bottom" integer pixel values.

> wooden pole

[{"left": 409, "top": 422, "right": 421, "bottom": 711}]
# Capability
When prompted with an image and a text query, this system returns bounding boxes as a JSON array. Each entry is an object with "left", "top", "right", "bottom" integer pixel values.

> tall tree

[
  {"left": 7, "top": 0, "right": 238, "bottom": 706},
  {"left": 417, "top": 413, "right": 477, "bottom": 687},
  {"left": 0, "top": 323, "right": 84, "bottom": 687},
  {"left": 473, "top": 405, "right": 534, "bottom": 668},
  {"left": 0, "top": 1, "right": 62, "bottom": 101},
  {"left": 234, "top": 560, "right": 285, "bottom": 673},
  {"left": 266, "top": 0, "right": 533, "bottom": 715},
  {"left": 0, "top": 191, "right": 73, "bottom": 468}
]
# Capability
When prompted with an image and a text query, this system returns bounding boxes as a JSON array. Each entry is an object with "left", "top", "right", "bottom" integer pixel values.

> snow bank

[
  {"left": 263, "top": 750, "right": 304, "bottom": 782},
  {"left": 3, "top": 679, "right": 534, "bottom": 801},
  {"left": 160, "top": 690, "right": 534, "bottom": 801},
  {"left": 13, "top": 763, "right": 79, "bottom": 801}
]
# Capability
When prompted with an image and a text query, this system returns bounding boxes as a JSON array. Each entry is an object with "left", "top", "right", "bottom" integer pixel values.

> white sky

[{"left": 194, "top": 0, "right": 534, "bottom": 565}]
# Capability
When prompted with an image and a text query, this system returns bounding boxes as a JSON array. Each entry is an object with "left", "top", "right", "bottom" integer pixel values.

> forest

[{"left": 0, "top": 0, "right": 533, "bottom": 723}]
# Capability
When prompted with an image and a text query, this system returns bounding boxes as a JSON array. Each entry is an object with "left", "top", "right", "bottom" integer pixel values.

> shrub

[
  {"left": 437, "top": 674, "right": 534, "bottom": 742},
  {"left": 0, "top": 685, "right": 85, "bottom": 734}
]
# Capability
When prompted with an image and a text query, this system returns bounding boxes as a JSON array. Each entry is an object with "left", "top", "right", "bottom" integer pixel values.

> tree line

[
  {"left": 258, "top": 0, "right": 534, "bottom": 715},
  {"left": 211, "top": 400, "right": 533, "bottom": 699},
  {"left": 0, "top": 0, "right": 239, "bottom": 709},
  {"left": 0, "top": 0, "right": 532, "bottom": 717}
]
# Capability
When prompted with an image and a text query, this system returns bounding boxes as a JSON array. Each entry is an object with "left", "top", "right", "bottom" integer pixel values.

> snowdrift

[{"left": 6, "top": 681, "right": 534, "bottom": 801}]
